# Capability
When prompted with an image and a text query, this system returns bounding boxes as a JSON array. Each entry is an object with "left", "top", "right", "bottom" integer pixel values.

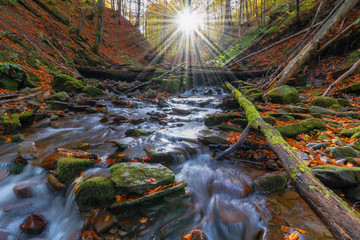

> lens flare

[{"left": 176, "top": 9, "right": 203, "bottom": 33}]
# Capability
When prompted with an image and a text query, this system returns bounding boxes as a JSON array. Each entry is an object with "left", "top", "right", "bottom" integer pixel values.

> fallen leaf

[
  {"left": 281, "top": 225, "right": 291, "bottom": 233},
  {"left": 104, "top": 215, "right": 109, "bottom": 222},
  {"left": 139, "top": 217, "right": 148, "bottom": 223},
  {"left": 286, "top": 232, "right": 299, "bottom": 240},
  {"left": 296, "top": 228, "right": 308, "bottom": 234}
]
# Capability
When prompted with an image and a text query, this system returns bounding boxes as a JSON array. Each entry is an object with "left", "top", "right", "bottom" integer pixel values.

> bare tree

[{"left": 93, "top": 0, "right": 104, "bottom": 53}]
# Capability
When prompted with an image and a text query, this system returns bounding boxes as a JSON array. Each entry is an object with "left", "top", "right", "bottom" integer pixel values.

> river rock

[
  {"left": 275, "top": 118, "right": 326, "bottom": 138},
  {"left": 198, "top": 136, "right": 228, "bottom": 145},
  {"left": 172, "top": 107, "right": 191, "bottom": 115},
  {"left": 296, "top": 152, "right": 309, "bottom": 161},
  {"left": 145, "top": 89, "right": 158, "bottom": 98},
  {"left": 306, "top": 142, "right": 330, "bottom": 150},
  {"left": 0, "top": 169, "right": 9, "bottom": 182},
  {"left": 110, "top": 162, "right": 175, "bottom": 194},
  {"left": 266, "top": 85, "right": 300, "bottom": 104},
  {"left": 325, "top": 146, "right": 360, "bottom": 159},
  {"left": 115, "top": 137, "right": 133, "bottom": 151},
  {"left": 17, "top": 141, "right": 38, "bottom": 160},
  {"left": 0, "top": 230, "right": 9, "bottom": 240},
  {"left": 309, "top": 106, "right": 336, "bottom": 116},
  {"left": 92, "top": 209, "right": 117, "bottom": 234},
  {"left": 254, "top": 172, "right": 288, "bottom": 194},
  {"left": 125, "top": 129, "right": 154, "bottom": 137},
  {"left": 20, "top": 214, "right": 47, "bottom": 235},
  {"left": 311, "top": 165, "right": 360, "bottom": 188},
  {"left": 344, "top": 186, "right": 360, "bottom": 201},
  {"left": 204, "top": 112, "right": 244, "bottom": 126},
  {"left": 52, "top": 91, "right": 69, "bottom": 102},
  {"left": 13, "top": 183, "right": 33, "bottom": 198},
  {"left": 320, "top": 156, "right": 332, "bottom": 164}
]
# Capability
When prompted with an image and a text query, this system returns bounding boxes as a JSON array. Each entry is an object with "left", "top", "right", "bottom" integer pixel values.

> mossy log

[{"left": 225, "top": 82, "right": 360, "bottom": 240}]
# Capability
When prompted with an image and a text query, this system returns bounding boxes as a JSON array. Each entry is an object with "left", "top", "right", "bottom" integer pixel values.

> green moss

[
  {"left": 144, "top": 149, "right": 178, "bottom": 163},
  {"left": 341, "top": 83, "right": 360, "bottom": 94},
  {"left": 51, "top": 74, "right": 85, "bottom": 92},
  {"left": 244, "top": 88, "right": 261, "bottom": 96},
  {"left": 318, "top": 134, "right": 329, "bottom": 140},
  {"left": 10, "top": 162, "right": 25, "bottom": 175},
  {"left": 11, "top": 135, "right": 24, "bottom": 143},
  {"left": 75, "top": 177, "right": 116, "bottom": 207},
  {"left": 56, "top": 157, "right": 94, "bottom": 186},
  {"left": 161, "top": 79, "right": 181, "bottom": 93},
  {"left": 266, "top": 85, "right": 300, "bottom": 104},
  {"left": 310, "top": 96, "right": 338, "bottom": 108},
  {"left": 52, "top": 92, "right": 69, "bottom": 101},
  {"left": 340, "top": 126, "right": 360, "bottom": 138},
  {"left": 275, "top": 118, "right": 326, "bottom": 138},
  {"left": 125, "top": 129, "right": 154, "bottom": 137},
  {"left": 82, "top": 86, "right": 104, "bottom": 96},
  {"left": 255, "top": 172, "right": 288, "bottom": 194},
  {"left": 338, "top": 98, "right": 350, "bottom": 107},
  {"left": 326, "top": 146, "right": 359, "bottom": 159},
  {"left": 2, "top": 116, "right": 21, "bottom": 134},
  {"left": 0, "top": 76, "right": 18, "bottom": 90}
]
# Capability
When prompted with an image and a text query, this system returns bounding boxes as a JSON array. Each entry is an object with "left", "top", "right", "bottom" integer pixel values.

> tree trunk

[
  {"left": 323, "top": 59, "right": 360, "bottom": 97},
  {"left": 271, "top": 0, "right": 359, "bottom": 88},
  {"left": 77, "top": 1, "right": 89, "bottom": 35},
  {"left": 66, "top": 0, "right": 72, "bottom": 28},
  {"left": 93, "top": 0, "right": 104, "bottom": 53},
  {"left": 135, "top": 0, "right": 141, "bottom": 28},
  {"left": 226, "top": 82, "right": 360, "bottom": 240}
]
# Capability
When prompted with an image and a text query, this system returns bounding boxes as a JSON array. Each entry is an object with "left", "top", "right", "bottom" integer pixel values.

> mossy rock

[
  {"left": 204, "top": 112, "right": 244, "bottom": 126},
  {"left": 75, "top": 177, "right": 116, "bottom": 207},
  {"left": 144, "top": 149, "right": 182, "bottom": 163},
  {"left": 338, "top": 98, "right": 350, "bottom": 107},
  {"left": 46, "top": 101, "right": 72, "bottom": 110},
  {"left": 10, "top": 162, "right": 26, "bottom": 175},
  {"left": 125, "top": 129, "right": 154, "bottom": 137},
  {"left": 161, "top": 79, "right": 181, "bottom": 93},
  {"left": 312, "top": 165, "right": 360, "bottom": 188},
  {"left": 341, "top": 83, "right": 360, "bottom": 94},
  {"left": 2, "top": 116, "right": 21, "bottom": 134},
  {"left": 350, "top": 139, "right": 360, "bottom": 151},
  {"left": 244, "top": 88, "right": 261, "bottom": 96},
  {"left": 0, "top": 63, "right": 38, "bottom": 91},
  {"left": 330, "top": 104, "right": 346, "bottom": 111},
  {"left": 309, "top": 106, "right": 336, "bottom": 116},
  {"left": 83, "top": 86, "right": 104, "bottom": 96},
  {"left": 110, "top": 162, "right": 175, "bottom": 194},
  {"left": 51, "top": 74, "right": 85, "bottom": 93},
  {"left": 275, "top": 118, "right": 326, "bottom": 138},
  {"left": 254, "top": 172, "right": 288, "bottom": 194},
  {"left": 340, "top": 126, "right": 360, "bottom": 138},
  {"left": 266, "top": 85, "right": 300, "bottom": 104},
  {"left": 263, "top": 116, "right": 277, "bottom": 125},
  {"left": 52, "top": 92, "right": 69, "bottom": 101},
  {"left": 325, "top": 146, "right": 360, "bottom": 159},
  {"left": 56, "top": 157, "right": 94, "bottom": 186},
  {"left": 219, "top": 98, "right": 240, "bottom": 109},
  {"left": 217, "top": 124, "right": 243, "bottom": 132},
  {"left": 247, "top": 93, "right": 263, "bottom": 102},
  {"left": 278, "top": 115, "right": 295, "bottom": 122},
  {"left": 0, "top": 76, "right": 18, "bottom": 91},
  {"left": 310, "top": 96, "right": 338, "bottom": 108},
  {"left": 11, "top": 135, "right": 24, "bottom": 143}
]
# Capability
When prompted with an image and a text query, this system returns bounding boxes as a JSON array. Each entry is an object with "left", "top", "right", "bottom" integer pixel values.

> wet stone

[
  {"left": 17, "top": 141, "right": 38, "bottom": 160},
  {"left": 20, "top": 214, "right": 47, "bottom": 235},
  {"left": 306, "top": 142, "right": 329, "bottom": 150},
  {"left": 92, "top": 209, "right": 117, "bottom": 234}
]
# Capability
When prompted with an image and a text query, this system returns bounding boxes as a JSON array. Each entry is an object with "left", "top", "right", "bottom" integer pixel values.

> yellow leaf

[{"left": 104, "top": 215, "right": 109, "bottom": 222}]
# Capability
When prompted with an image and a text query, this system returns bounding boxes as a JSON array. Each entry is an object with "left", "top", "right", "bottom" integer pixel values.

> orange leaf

[
  {"left": 104, "top": 215, "right": 109, "bottom": 222},
  {"left": 139, "top": 217, "right": 148, "bottom": 223},
  {"left": 182, "top": 234, "right": 192, "bottom": 240},
  {"left": 281, "top": 225, "right": 291, "bottom": 233},
  {"left": 286, "top": 232, "right": 299, "bottom": 240},
  {"left": 296, "top": 228, "right": 308, "bottom": 234}
]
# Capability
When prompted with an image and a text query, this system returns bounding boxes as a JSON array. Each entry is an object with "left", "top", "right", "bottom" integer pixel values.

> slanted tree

[{"left": 77, "top": 0, "right": 90, "bottom": 35}]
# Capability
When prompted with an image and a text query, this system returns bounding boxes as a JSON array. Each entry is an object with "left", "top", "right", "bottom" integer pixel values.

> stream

[{"left": 0, "top": 87, "right": 332, "bottom": 240}]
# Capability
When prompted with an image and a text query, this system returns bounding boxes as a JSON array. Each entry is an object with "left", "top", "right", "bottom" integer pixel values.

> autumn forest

[{"left": 0, "top": 0, "right": 360, "bottom": 239}]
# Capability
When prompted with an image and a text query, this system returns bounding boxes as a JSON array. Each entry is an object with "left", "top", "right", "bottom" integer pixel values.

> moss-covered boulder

[
  {"left": 338, "top": 98, "right": 350, "bottom": 107},
  {"left": 161, "top": 79, "right": 181, "bottom": 93},
  {"left": 75, "top": 177, "right": 116, "bottom": 207},
  {"left": 83, "top": 86, "right": 104, "bottom": 96},
  {"left": 11, "top": 135, "right": 24, "bottom": 143},
  {"left": 10, "top": 162, "right": 26, "bottom": 175},
  {"left": 2, "top": 112, "right": 34, "bottom": 134},
  {"left": 125, "top": 129, "right": 154, "bottom": 137},
  {"left": 46, "top": 101, "right": 72, "bottom": 110},
  {"left": 0, "top": 63, "right": 38, "bottom": 91},
  {"left": 110, "top": 162, "right": 175, "bottom": 194},
  {"left": 56, "top": 157, "right": 94, "bottom": 186},
  {"left": 309, "top": 106, "right": 336, "bottom": 116},
  {"left": 52, "top": 92, "right": 69, "bottom": 102},
  {"left": 144, "top": 149, "right": 183, "bottom": 163},
  {"left": 145, "top": 89, "right": 158, "bottom": 98},
  {"left": 266, "top": 85, "right": 300, "bottom": 104},
  {"left": 276, "top": 118, "right": 326, "bottom": 138},
  {"left": 263, "top": 116, "right": 277, "bottom": 125},
  {"left": 311, "top": 165, "right": 360, "bottom": 188},
  {"left": 340, "top": 126, "right": 360, "bottom": 138},
  {"left": 310, "top": 96, "right": 338, "bottom": 108},
  {"left": 51, "top": 74, "right": 85, "bottom": 93},
  {"left": 204, "top": 112, "right": 244, "bottom": 126},
  {"left": 341, "top": 83, "right": 360, "bottom": 94},
  {"left": 325, "top": 146, "right": 360, "bottom": 159},
  {"left": 350, "top": 139, "right": 360, "bottom": 151},
  {"left": 254, "top": 172, "right": 288, "bottom": 194}
]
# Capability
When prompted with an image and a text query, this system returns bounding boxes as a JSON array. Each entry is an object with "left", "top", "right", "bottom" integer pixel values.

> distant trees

[{"left": 93, "top": 0, "right": 104, "bottom": 53}]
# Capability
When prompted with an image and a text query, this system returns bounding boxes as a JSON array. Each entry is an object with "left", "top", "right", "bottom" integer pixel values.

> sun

[{"left": 176, "top": 9, "right": 203, "bottom": 33}]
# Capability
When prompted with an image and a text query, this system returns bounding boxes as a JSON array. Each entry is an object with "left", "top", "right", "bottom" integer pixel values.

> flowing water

[{"left": 0, "top": 88, "right": 332, "bottom": 240}]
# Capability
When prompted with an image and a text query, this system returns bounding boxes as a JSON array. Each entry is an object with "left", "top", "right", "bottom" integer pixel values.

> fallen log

[
  {"left": 323, "top": 58, "right": 360, "bottom": 97},
  {"left": 270, "top": 0, "right": 359, "bottom": 88},
  {"left": 225, "top": 81, "right": 360, "bottom": 240}
]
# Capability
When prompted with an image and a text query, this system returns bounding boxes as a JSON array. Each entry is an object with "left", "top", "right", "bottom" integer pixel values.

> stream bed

[{"left": 0, "top": 88, "right": 332, "bottom": 240}]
